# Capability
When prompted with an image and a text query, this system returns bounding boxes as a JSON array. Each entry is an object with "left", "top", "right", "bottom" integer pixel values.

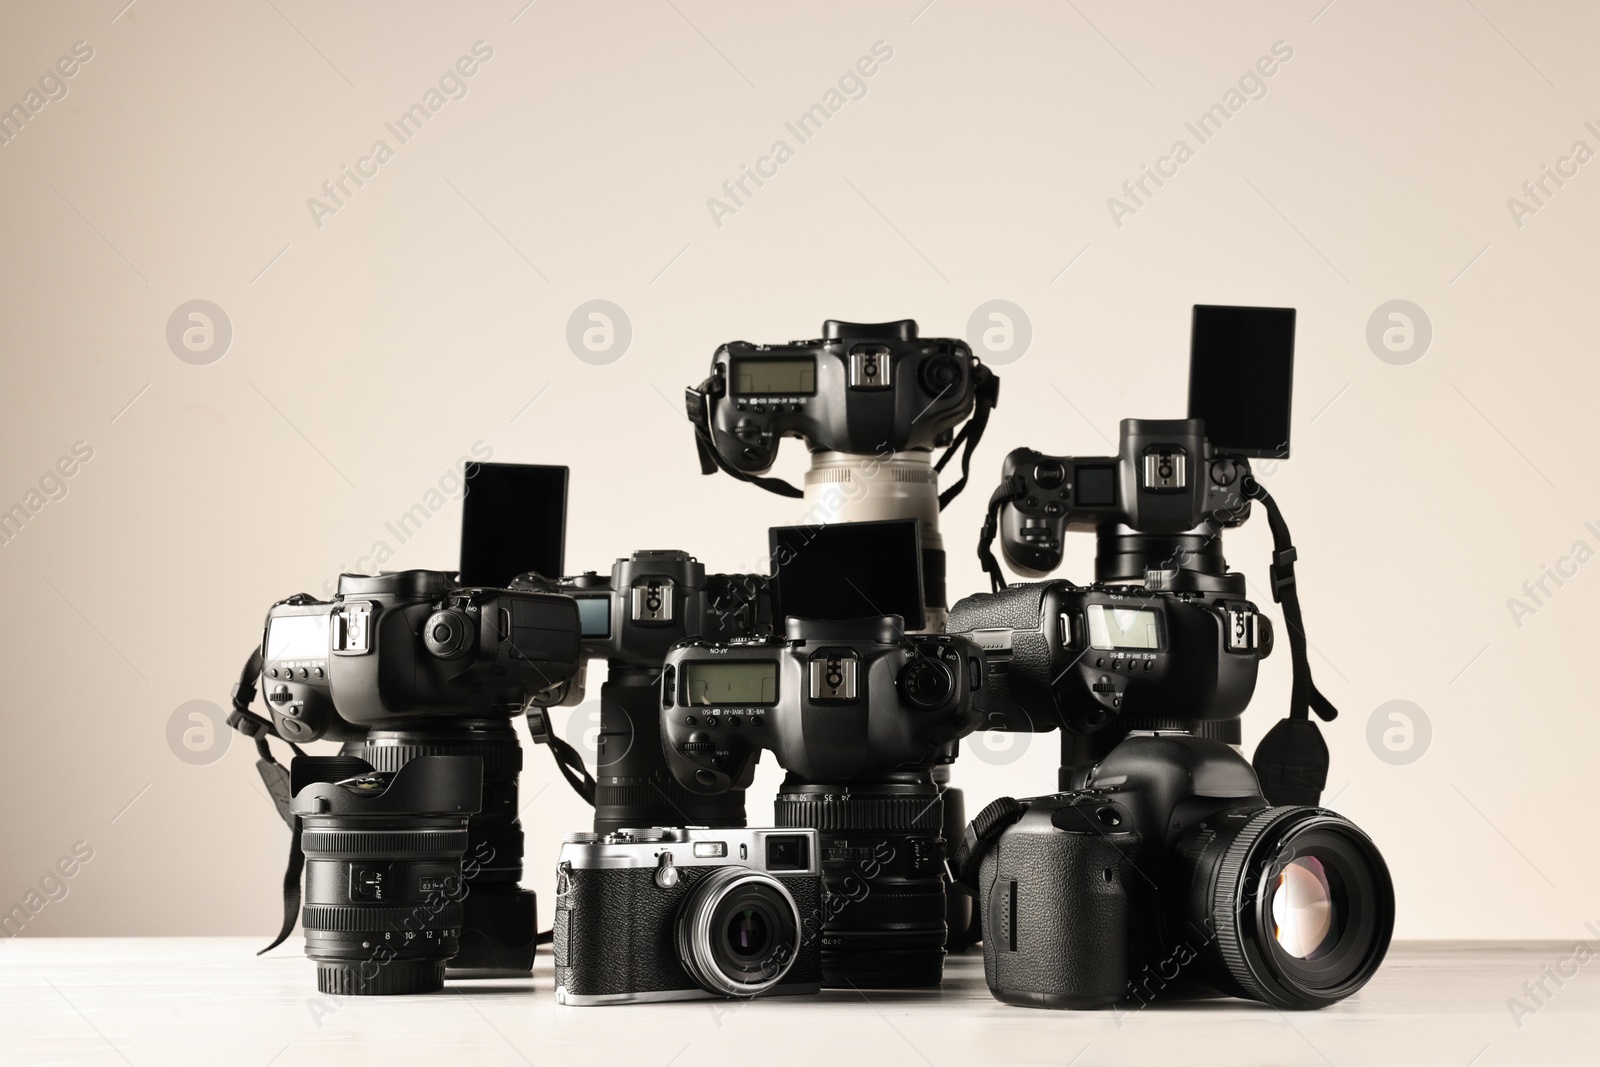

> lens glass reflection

[{"left": 1272, "top": 856, "right": 1338, "bottom": 960}]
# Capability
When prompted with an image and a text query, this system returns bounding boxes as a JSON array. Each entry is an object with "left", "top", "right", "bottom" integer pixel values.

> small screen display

[
  {"left": 267, "top": 614, "right": 329, "bottom": 660},
  {"left": 732, "top": 358, "right": 816, "bottom": 396},
  {"left": 1086, "top": 605, "right": 1160, "bottom": 650},
  {"left": 459, "top": 463, "right": 568, "bottom": 588},
  {"left": 574, "top": 596, "right": 611, "bottom": 638},
  {"left": 1076, "top": 465, "right": 1116, "bottom": 507},
  {"left": 769, "top": 519, "right": 925, "bottom": 629},
  {"left": 683, "top": 661, "right": 779, "bottom": 706},
  {"left": 1188, "top": 305, "right": 1295, "bottom": 459}
]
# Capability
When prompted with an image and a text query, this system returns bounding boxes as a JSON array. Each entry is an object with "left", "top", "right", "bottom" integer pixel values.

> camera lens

[
  {"left": 592, "top": 671, "right": 747, "bottom": 835},
  {"left": 292, "top": 755, "right": 481, "bottom": 996},
  {"left": 775, "top": 773, "right": 947, "bottom": 988},
  {"left": 1183, "top": 807, "right": 1394, "bottom": 1009},
  {"left": 726, "top": 907, "right": 771, "bottom": 958},
  {"left": 676, "top": 867, "right": 802, "bottom": 996},
  {"left": 361, "top": 719, "right": 537, "bottom": 976}
]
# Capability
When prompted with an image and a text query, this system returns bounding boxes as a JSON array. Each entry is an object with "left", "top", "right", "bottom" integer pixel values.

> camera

[
  {"left": 989, "top": 305, "right": 1295, "bottom": 589},
  {"left": 553, "top": 826, "right": 822, "bottom": 1005},
  {"left": 290, "top": 755, "right": 482, "bottom": 996},
  {"left": 260, "top": 569, "right": 582, "bottom": 976},
  {"left": 687, "top": 318, "right": 993, "bottom": 483},
  {"left": 958, "top": 732, "right": 1393, "bottom": 1011},
  {"left": 948, "top": 579, "right": 1271, "bottom": 745},
  {"left": 997, "top": 420, "right": 1253, "bottom": 584},
  {"left": 513, "top": 550, "right": 771, "bottom": 832},
  {"left": 687, "top": 319, "right": 1001, "bottom": 627},
  {"left": 659, "top": 616, "right": 985, "bottom": 793},
  {"left": 660, "top": 616, "right": 986, "bottom": 987},
  {"left": 261, "top": 569, "right": 581, "bottom": 743}
]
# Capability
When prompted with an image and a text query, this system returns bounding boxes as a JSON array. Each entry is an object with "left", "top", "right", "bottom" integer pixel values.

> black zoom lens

[
  {"left": 1183, "top": 806, "right": 1395, "bottom": 1009},
  {"left": 291, "top": 755, "right": 483, "bottom": 996},
  {"left": 775, "top": 773, "right": 946, "bottom": 988}
]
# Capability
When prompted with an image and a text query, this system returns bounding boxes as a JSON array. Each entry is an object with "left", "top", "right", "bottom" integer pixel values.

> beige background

[{"left": 0, "top": 0, "right": 1594, "bottom": 942}]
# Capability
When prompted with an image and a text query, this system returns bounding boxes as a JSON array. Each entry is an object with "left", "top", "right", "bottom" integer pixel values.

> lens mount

[
  {"left": 1211, "top": 807, "right": 1394, "bottom": 1009},
  {"left": 676, "top": 867, "right": 802, "bottom": 997}
]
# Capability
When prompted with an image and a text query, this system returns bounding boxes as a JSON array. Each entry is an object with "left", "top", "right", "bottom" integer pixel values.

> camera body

[
  {"left": 999, "top": 420, "right": 1252, "bottom": 581},
  {"left": 260, "top": 570, "right": 583, "bottom": 744},
  {"left": 515, "top": 550, "right": 770, "bottom": 697},
  {"left": 690, "top": 319, "right": 990, "bottom": 475},
  {"left": 968, "top": 733, "right": 1393, "bottom": 1011},
  {"left": 948, "top": 579, "right": 1271, "bottom": 736},
  {"left": 659, "top": 616, "right": 987, "bottom": 793},
  {"left": 553, "top": 826, "right": 823, "bottom": 1004}
]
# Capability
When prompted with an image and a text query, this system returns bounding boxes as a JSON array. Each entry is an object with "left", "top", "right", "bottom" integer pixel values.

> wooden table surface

[{"left": 0, "top": 939, "right": 1593, "bottom": 1065}]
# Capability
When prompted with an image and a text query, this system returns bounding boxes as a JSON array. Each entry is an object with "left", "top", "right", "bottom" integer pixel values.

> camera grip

[{"left": 980, "top": 821, "right": 1135, "bottom": 1009}]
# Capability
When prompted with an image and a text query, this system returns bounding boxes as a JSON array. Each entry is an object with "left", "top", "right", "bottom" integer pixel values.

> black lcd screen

[
  {"left": 459, "top": 463, "right": 567, "bottom": 587},
  {"left": 769, "top": 519, "right": 924, "bottom": 630},
  {"left": 1187, "top": 305, "right": 1295, "bottom": 459}
]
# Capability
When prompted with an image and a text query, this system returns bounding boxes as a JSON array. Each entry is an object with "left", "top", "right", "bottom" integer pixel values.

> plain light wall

[{"left": 0, "top": 0, "right": 1594, "bottom": 942}]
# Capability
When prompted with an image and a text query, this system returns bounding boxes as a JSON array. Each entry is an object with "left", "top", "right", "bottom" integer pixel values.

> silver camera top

[{"left": 557, "top": 826, "right": 819, "bottom": 876}]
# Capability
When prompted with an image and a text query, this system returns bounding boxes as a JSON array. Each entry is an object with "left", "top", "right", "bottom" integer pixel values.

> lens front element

[
  {"left": 1271, "top": 856, "right": 1338, "bottom": 960},
  {"left": 677, "top": 867, "right": 802, "bottom": 997}
]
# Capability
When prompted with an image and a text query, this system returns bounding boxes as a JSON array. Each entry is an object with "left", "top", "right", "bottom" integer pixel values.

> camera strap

[
  {"left": 524, "top": 704, "right": 597, "bottom": 806},
  {"left": 224, "top": 648, "right": 309, "bottom": 955},
  {"left": 1240, "top": 477, "right": 1339, "bottom": 808},
  {"left": 684, "top": 379, "right": 805, "bottom": 498},
  {"left": 934, "top": 364, "right": 1000, "bottom": 510},
  {"left": 976, "top": 474, "right": 1026, "bottom": 593},
  {"left": 948, "top": 795, "right": 1026, "bottom": 893}
]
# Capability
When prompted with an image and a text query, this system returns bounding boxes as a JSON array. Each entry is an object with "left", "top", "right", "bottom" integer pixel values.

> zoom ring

[
  {"left": 302, "top": 903, "right": 465, "bottom": 933},
  {"left": 824, "top": 889, "right": 945, "bottom": 926},
  {"left": 775, "top": 796, "right": 943, "bottom": 832},
  {"left": 300, "top": 829, "right": 469, "bottom": 858},
  {"left": 363, "top": 741, "right": 522, "bottom": 779}
]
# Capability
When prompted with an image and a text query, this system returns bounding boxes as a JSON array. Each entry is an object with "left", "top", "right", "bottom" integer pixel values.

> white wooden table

[{"left": 0, "top": 939, "right": 1591, "bottom": 1065}]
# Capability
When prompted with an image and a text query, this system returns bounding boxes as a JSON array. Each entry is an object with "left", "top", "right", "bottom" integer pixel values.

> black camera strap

[
  {"left": 524, "top": 704, "right": 597, "bottom": 806},
  {"left": 1241, "top": 477, "right": 1339, "bottom": 808},
  {"left": 224, "top": 648, "right": 309, "bottom": 955},
  {"left": 684, "top": 379, "right": 805, "bottom": 498},
  {"left": 976, "top": 474, "right": 1026, "bottom": 593},
  {"left": 934, "top": 364, "right": 1000, "bottom": 510},
  {"left": 948, "top": 795, "right": 1026, "bottom": 893}
]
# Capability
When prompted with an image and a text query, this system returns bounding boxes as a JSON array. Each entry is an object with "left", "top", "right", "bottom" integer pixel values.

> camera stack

[{"left": 225, "top": 307, "right": 1393, "bottom": 1011}]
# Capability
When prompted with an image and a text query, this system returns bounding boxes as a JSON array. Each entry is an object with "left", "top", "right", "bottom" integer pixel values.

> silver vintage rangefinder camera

[{"left": 553, "top": 826, "right": 823, "bottom": 1005}]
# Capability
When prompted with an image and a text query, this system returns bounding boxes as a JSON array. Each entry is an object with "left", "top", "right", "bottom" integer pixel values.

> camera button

[
  {"left": 684, "top": 716, "right": 697, "bottom": 726},
  {"left": 1033, "top": 460, "right": 1066, "bottom": 489},
  {"left": 726, "top": 716, "right": 741, "bottom": 728}
]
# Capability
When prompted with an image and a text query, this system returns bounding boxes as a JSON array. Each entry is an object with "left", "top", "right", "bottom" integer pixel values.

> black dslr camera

[
  {"left": 687, "top": 319, "right": 995, "bottom": 483},
  {"left": 661, "top": 616, "right": 987, "bottom": 989},
  {"left": 686, "top": 319, "right": 1001, "bottom": 630},
  {"left": 967, "top": 305, "right": 1338, "bottom": 800},
  {"left": 553, "top": 826, "right": 823, "bottom": 1005},
  {"left": 950, "top": 579, "right": 1271, "bottom": 739},
  {"left": 998, "top": 419, "right": 1254, "bottom": 583},
  {"left": 262, "top": 570, "right": 580, "bottom": 744},
  {"left": 957, "top": 733, "right": 1394, "bottom": 1011},
  {"left": 513, "top": 550, "right": 771, "bottom": 833},
  {"left": 254, "top": 569, "right": 582, "bottom": 977}
]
